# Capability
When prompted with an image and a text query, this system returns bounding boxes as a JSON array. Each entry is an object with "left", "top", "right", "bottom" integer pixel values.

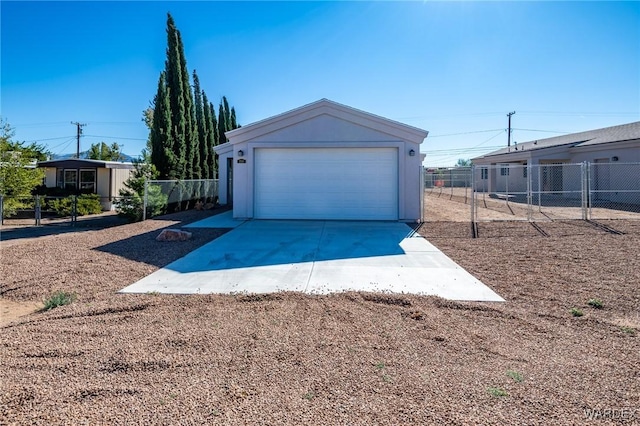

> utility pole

[
  {"left": 71, "top": 122, "right": 86, "bottom": 158},
  {"left": 507, "top": 111, "right": 515, "bottom": 151}
]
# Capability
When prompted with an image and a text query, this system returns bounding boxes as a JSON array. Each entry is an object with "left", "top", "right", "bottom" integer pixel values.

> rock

[
  {"left": 156, "top": 229, "right": 192, "bottom": 242},
  {"left": 194, "top": 201, "right": 204, "bottom": 211},
  {"left": 203, "top": 203, "right": 215, "bottom": 210}
]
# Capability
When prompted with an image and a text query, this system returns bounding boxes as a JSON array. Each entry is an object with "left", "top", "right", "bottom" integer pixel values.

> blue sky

[{"left": 1, "top": 1, "right": 639, "bottom": 166}]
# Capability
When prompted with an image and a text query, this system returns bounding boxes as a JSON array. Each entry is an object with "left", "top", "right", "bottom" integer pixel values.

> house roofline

[{"left": 222, "top": 98, "right": 429, "bottom": 145}]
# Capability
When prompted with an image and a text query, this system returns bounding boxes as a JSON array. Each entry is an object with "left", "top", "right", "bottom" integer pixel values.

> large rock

[{"left": 156, "top": 229, "right": 192, "bottom": 242}]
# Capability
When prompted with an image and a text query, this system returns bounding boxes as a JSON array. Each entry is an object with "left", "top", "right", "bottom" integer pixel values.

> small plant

[
  {"left": 506, "top": 370, "right": 523, "bottom": 383},
  {"left": 620, "top": 326, "right": 636, "bottom": 335},
  {"left": 49, "top": 194, "right": 102, "bottom": 216},
  {"left": 375, "top": 362, "right": 385, "bottom": 370},
  {"left": 382, "top": 375, "right": 393, "bottom": 383},
  {"left": 43, "top": 291, "right": 76, "bottom": 310},
  {"left": 571, "top": 308, "right": 584, "bottom": 317},
  {"left": 303, "top": 392, "right": 314, "bottom": 400},
  {"left": 587, "top": 298, "right": 603, "bottom": 309},
  {"left": 488, "top": 387, "right": 508, "bottom": 397}
]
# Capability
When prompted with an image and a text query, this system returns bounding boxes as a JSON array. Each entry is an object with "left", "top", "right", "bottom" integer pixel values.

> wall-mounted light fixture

[
  {"left": 237, "top": 150, "right": 244, "bottom": 157},
  {"left": 409, "top": 149, "right": 416, "bottom": 157},
  {"left": 611, "top": 156, "right": 619, "bottom": 162}
]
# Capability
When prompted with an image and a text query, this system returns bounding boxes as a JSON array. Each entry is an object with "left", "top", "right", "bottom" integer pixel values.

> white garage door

[{"left": 254, "top": 147, "right": 398, "bottom": 220}]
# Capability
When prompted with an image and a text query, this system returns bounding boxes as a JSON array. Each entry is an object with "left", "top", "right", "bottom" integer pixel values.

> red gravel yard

[{"left": 1, "top": 208, "right": 638, "bottom": 425}]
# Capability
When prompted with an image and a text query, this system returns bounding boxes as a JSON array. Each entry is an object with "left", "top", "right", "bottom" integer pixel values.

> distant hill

[{"left": 51, "top": 152, "right": 139, "bottom": 162}]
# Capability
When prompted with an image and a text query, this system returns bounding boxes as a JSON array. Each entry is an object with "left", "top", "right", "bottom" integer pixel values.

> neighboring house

[
  {"left": 471, "top": 121, "right": 640, "bottom": 200},
  {"left": 213, "top": 99, "right": 428, "bottom": 221},
  {"left": 37, "top": 158, "right": 135, "bottom": 210}
]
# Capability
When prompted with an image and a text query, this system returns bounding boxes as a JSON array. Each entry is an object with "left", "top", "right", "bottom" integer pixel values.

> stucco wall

[{"left": 219, "top": 115, "right": 424, "bottom": 221}]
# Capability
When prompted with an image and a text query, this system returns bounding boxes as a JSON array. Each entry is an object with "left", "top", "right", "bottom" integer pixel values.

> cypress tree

[
  {"left": 150, "top": 72, "right": 176, "bottom": 179},
  {"left": 177, "top": 31, "right": 199, "bottom": 179},
  {"left": 165, "top": 13, "right": 187, "bottom": 180},
  {"left": 205, "top": 98, "right": 219, "bottom": 178},
  {"left": 230, "top": 107, "right": 238, "bottom": 130},
  {"left": 222, "top": 96, "right": 231, "bottom": 131},
  {"left": 193, "top": 71, "right": 209, "bottom": 181},
  {"left": 217, "top": 102, "right": 227, "bottom": 145}
]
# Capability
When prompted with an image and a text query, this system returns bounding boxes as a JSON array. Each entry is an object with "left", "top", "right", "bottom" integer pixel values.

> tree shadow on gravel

[
  {"left": 93, "top": 217, "right": 230, "bottom": 268},
  {"left": 0, "top": 214, "right": 129, "bottom": 242}
]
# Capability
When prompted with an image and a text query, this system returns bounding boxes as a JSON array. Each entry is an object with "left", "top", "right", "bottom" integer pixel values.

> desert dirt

[{"left": 1, "top": 198, "right": 639, "bottom": 425}]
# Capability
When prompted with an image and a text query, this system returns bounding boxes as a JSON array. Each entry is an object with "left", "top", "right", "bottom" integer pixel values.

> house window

[
  {"left": 57, "top": 169, "right": 64, "bottom": 188},
  {"left": 480, "top": 168, "right": 488, "bottom": 180},
  {"left": 63, "top": 170, "right": 78, "bottom": 190},
  {"left": 80, "top": 169, "right": 96, "bottom": 192},
  {"left": 500, "top": 165, "right": 510, "bottom": 176}
]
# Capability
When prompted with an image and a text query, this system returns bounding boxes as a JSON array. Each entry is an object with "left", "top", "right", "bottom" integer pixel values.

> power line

[
  {"left": 427, "top": 129, "right": 504, "bottom": 138},
  {"left": 52, "top": 138, "right": 77, "bottom": 158},
  {"left": 13, "top": 121, "right": 70, "bottom": 128},
  {"left": 423, "top": 145, "right": 503, "bottom": 154},
  {"left": 83, "top": 134, "right": 147, "bottom": 141},
  {"left": 517, "top": 110, "right": 638, "bottom": 117},
  {"left": 512, "top": 128, "right": 568, "bottom": 134},
  {"left": 424, "top": 131, "right": 505, "bottom": 165},
  {"left": 47, "top": 137, "right": 78, "bottom": 151},
  {"left": 23, "top": 135, "right": 76, "bottom": 143}
]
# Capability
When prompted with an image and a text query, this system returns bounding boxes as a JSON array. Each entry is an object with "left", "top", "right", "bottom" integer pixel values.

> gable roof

[
  {"left": 473, "top": 121, "right": 640, "bottom": 160},
  {"left": 222, "top": 98, "right": 428, "bottom": 145}
]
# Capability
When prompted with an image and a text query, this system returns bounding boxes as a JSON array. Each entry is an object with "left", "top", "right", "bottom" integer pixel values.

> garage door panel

[{"left": 254, "top": 148, "right": 398, "bottom": 220}]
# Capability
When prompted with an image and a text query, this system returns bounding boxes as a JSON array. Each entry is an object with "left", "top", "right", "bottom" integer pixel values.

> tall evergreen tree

[
  {"left": 230, "top": 107, "right": 238, "bottom": 130},
  {"left": 150, "top": 71, "right": 176, "bottom": 179},
  {"left": 217, "top": 102, "right": 227, "bottom": 145},
  {"left": 193, "top": 70, "right": 209, "bottom": 180},
  {"left": 205, "top": 98, "right": 219, "bottom": 178},
  {"left": 164, "top": 13, "right": 187, "bottom": 180},
  {"left": 177, "top": 31, "right": 199, "bottom": 179},
  {"left": 148, "top": 14, "right": 241, "bottom": 183},
  {"left": 222, "top": 96, "right": 231, "bottom": 131}
]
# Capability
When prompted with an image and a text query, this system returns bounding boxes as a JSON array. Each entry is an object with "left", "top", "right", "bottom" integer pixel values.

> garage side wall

[{"left": 402, "top": 142, "right": 423, "bottom": 221}]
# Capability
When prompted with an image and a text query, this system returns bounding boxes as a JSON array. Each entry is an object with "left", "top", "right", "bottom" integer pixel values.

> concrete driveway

[{"left": 120, "top": 216, "right": 504, "bottom": 301}]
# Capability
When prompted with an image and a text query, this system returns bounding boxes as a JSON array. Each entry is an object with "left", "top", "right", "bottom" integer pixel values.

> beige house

[
  {"left": 213, "top": 99, "right": 428, "bottom": 222},
  {"left": 471, "top": 121, "right": 640, "bottom": 203},
  {"left": 38, "top": 158, "right": 135, "bottom": 210}
]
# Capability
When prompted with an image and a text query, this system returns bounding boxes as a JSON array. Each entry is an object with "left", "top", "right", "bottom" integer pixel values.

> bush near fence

[{"left": 142, "top": 179, "right": 219, "bottom": 220}]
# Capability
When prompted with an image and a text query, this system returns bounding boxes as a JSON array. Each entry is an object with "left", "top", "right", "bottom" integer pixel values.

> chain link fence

[
  {"left": 424, "top": 162, "right": 640, "bottom": 223},
  {"left": 0, "top": 194, "right": 131, "bottom": 227},
  {"left": 143, "top": 179, "right": 219, "bottom": 220}
]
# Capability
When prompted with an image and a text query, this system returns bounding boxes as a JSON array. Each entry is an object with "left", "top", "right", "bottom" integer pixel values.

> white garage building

[{"left": 213, "top": 99, "right": 428, "bottom": 221}]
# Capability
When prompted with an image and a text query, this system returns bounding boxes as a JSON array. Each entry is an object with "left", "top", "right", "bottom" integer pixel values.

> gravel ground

[{"left": 1, "top": 206, "right": 639, "bottom": 425}]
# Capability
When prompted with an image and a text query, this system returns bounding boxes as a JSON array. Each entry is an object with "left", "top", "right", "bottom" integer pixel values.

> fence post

[
  {"left": 143, "top": 179, "right": 149, "bottom": 221},
  {"left": 580, "top": 162, "right": 586, "bottom": 220},
  {"left": 587, "top": 161, "right": 592, "bottom": 220},
  {"left": 72, "top": 195, "right": 77, "bottom": 226},
  {"left": 537, "top": 165, "right": 542, "bottom": 212},
  {"left": 35, "top": 195, "right": 41, "bottom": 226},
  {"left": 527, "top": 163, "right": 532, "bottom": 221},
  {"left": 470, "top": 165, "right": 476, "bottom": 224},
  {"left": 0, "top": 195, "right": 3, "bottom": 226}
]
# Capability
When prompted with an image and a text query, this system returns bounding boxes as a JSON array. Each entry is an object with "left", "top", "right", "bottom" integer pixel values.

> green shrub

[
  {"left": 1, "top": 196, "right": 34, "bottom": 218},
  {"left": 571, "top": 308, "right": 584, "bottom": 317},
  {"left": 43, "top": 291, "right": 76, "bottom": 310},
  {"left": 587, "top": 299, "right": 603, "bottom": 309},
  {"left": 76, "top": 194, "right": 103, "bottom": 215},
  {"left": 49, "top": 194, "right": 102, "bottom": 216},
  {"left": 115, "top": 161, "right": 167, "bottom": 221},
  {"left": 506, "top": 370, "right": 524, "bottom": 383},
  {"left": 488, "top": 387, "right": 508, "bottom": 397}
]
